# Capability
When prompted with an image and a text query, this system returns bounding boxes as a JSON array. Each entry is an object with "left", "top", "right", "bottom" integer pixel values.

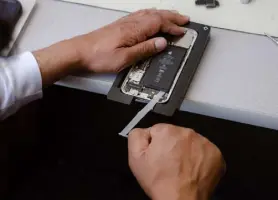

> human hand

[
  {"left": 33, "top": 9, "right": 188, "bottom": 87},
  {"left": 72, "top": 9, "right": 189, "bottom": 73},
  {"left": 128, "top": 124, "right": 225, "bottom": 200}
]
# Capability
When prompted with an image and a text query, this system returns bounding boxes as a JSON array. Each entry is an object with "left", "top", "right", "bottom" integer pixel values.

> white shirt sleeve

[{"left": 0, "top": 52, "right": 42, "bottom": 120}]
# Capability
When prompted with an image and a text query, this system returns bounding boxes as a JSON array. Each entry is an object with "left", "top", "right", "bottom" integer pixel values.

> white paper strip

[{"left": 119, "top": 91, "right": 165, "bottom": 138}]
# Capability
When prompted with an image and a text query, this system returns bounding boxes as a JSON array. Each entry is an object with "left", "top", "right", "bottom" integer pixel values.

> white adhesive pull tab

[{"left": 119, "top": 91, "right": 165, "bottom": 138}]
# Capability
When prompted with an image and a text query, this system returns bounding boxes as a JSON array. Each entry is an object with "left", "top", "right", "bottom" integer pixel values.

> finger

[
  {"left": 128, "top": 128, "right": 151, "bottom": 154},
  {"left": 159, "top": 10, "right": 190, "bottom": 25},
  {"left": 161, "top": 23, "right": 186, "bottom": 35},
  {"left": 122, "top": 37, "right": 167, "bottom": 66},
  {"left": 149, "top": 124, "right": 196, "bottom": 140},
  {"left": 149, "top": 123, "right": 180, "bottom": 138}
]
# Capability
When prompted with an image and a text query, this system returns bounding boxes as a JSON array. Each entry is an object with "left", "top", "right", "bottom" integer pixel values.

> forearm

[
  {"left": 33, "top": 39, "right": 81, "bottom": 86},
  {"left": 0, "top": 39, "right": 81, "bottom": 120}
]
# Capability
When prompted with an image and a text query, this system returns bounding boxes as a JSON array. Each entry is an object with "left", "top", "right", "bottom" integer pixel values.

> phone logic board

[{"left": 108, "top": 22, "right": 211, "bottom": 116}]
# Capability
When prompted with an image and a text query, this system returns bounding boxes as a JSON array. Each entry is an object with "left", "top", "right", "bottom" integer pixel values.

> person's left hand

[
  {"left": 34, "top": 9, "right": 189, "bottom": 86},
  {"left": 72, "top": 9, "right": 189, "bottom": 73}
]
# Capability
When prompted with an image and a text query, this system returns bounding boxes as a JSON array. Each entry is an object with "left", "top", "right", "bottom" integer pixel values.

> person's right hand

[{"left": 128, "top": 124, "right": 225, "bottom": 200}]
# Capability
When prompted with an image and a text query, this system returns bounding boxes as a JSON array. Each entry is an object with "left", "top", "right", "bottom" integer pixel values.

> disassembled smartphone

[
  {"left": 121, "top": 28, "right": 198, "bottom": 104},
  {"left": 108, "top": 22, "right": 211, "bottom": 116}
]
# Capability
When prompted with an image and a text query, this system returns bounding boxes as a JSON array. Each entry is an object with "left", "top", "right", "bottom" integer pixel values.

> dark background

[{"left": 1, "top": 86, "right": 278, "bottom": 199}]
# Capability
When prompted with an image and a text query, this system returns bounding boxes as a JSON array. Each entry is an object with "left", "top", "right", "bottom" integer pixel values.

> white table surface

[{"left": 16, "top": 0, "right": 278, "bottom": 130}]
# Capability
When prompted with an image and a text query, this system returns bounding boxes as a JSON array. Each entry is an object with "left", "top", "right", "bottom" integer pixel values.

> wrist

[
  {"left": 33, "top": 39, "right": 82, "bottom": 86},
  {"left": 153, "top": 192, "right": 198, "bottom": 200},
  {"left": 151, "top": 185, "right": 203, "bottom": 200}
]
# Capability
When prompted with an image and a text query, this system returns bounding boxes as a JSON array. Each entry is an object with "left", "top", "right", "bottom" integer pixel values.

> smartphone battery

[{"left": 141, "top": 45, "right": 187, "bottom": 92}]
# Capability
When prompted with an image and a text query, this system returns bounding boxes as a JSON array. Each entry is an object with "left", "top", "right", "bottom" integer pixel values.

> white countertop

[{"left": 17, "top": 0, "right": 278, "bottom": 130}]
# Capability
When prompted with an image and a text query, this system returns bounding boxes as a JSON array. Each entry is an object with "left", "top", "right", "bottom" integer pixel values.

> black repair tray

[{"left": 108, "top": 22, "right": 211, "bottom": 116}]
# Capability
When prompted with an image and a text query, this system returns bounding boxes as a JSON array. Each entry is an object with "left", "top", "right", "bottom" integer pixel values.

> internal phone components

[{"left": 120, "top": 28, "right": 198, "bottom": 104}]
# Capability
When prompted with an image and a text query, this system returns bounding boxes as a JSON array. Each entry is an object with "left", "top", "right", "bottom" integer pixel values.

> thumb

[
  {"left": 124, "top": 37, "right": 167, "bottom": 65},
  {"left": 128, "top": 128, "right": 151, "bottom": 155}
]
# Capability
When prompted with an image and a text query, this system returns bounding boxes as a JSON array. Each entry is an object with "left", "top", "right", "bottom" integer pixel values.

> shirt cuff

[
  {"left": 7, "top": 52, "right": 43, "bottom": 100},
  {"left": 0, "top": 52, "right": 43, "bottom": 119}
]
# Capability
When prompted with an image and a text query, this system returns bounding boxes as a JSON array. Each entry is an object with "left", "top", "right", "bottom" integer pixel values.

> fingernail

[{"left": 155, "top": 38, "right": 167, "bottom": 52}]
